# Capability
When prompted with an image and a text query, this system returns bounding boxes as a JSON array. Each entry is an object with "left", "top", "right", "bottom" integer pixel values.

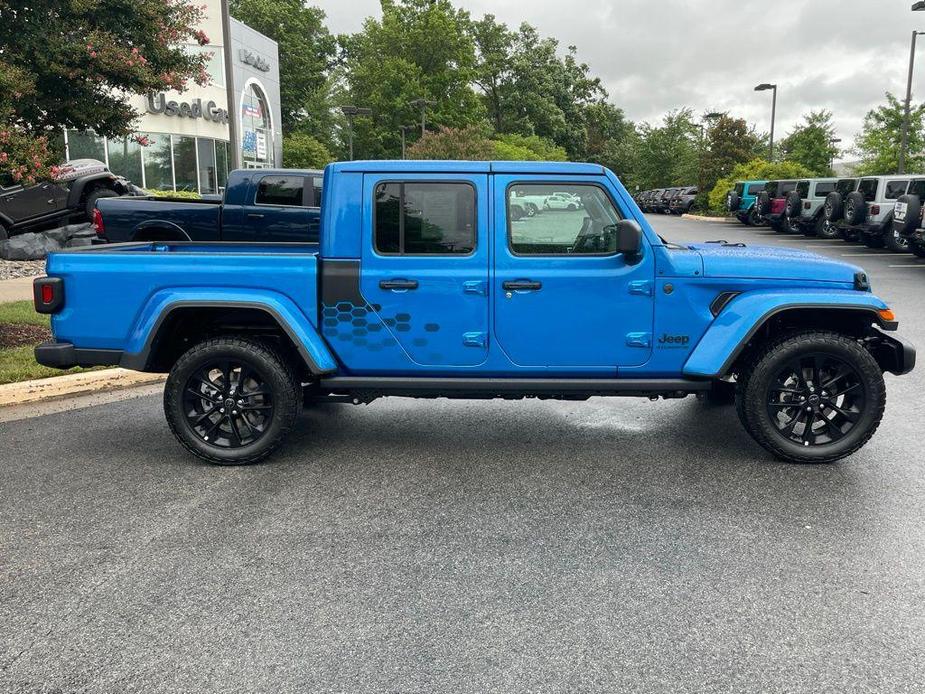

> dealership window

[
  {"left": 507, "top": 184, "right": 621, "bottom": 256},
  {"left": 66, "top": 130, "right": 106, "bottom": 162},
  {"left": 197, "top": 138, "right": 217, "bottom": 195},
  {"left": 140, "top": 133, "right": 173, "bottom": 191},
  {"left": 172, "top": 136, "right": 198, "bottom": 192},
  {"left": 185, "top": 44, "right": 224, "bottom": 87},
  {"left": 107, "top": 136, "right": 143, "bottom": 185},
  {"left": 375, "top": 182, "right": 476, "bottom": 255},
  {"left": 241, "top": 82, "right": 273, "bottom": 167},
  {"left": 216, "top": 140, "right": 229, "bottom": 190}
]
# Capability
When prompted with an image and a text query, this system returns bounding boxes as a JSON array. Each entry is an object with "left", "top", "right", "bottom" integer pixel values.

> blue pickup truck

[
  {"left": 93, "top": 169, "right": 323, "bottom": 243},
  {"left": 34, "top": 160, "right": 914, "bottom": 466}
]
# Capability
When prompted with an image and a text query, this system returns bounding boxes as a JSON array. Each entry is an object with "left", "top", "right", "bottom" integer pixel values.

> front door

[
  {"left": 357, "top": 173, "right": 490, "bottom": 369},
  {"left": 494, "top": 177, "right": 655, "bottom": 370}
]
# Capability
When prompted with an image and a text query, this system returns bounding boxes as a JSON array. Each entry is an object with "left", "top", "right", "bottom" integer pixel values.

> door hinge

[
  {"left": 463, "top": 280, "right": 488, "bottom": 296},
  {"left": 463, "top": 331, "right": 487, "bottom": 348},
  {"left": 628, "top": 280, "right": 653, "bottom": 297},
  {"left": 625, "top": 332, "right": 652, "bottom": 348}
]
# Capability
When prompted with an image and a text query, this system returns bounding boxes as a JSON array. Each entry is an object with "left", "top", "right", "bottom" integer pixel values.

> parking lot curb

[
  {"left": 0, "top": 368, "right": 165, "bottom": 408},
  {"left": 680, "top": 214, "right": 737, "bottom": 223}
]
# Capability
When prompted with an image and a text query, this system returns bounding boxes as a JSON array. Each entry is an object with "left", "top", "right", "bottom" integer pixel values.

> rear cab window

[
  {"left": 374, "top": 181, "right": 476, "bottom": 255},
  {"left": 858, "top": 179, "right": 879, "bottom": 202},
  {"left": 909, "top": 179, "right": 925, "bottom": 198},
  {"left": 884, "top": 180, "right": 909, "bottom": 200},
  {"left": 507, "top": 183, "right": 622, "bottom": 256},
  {"left": 255, "top": 175, "right": 306, "bottom": 206}
]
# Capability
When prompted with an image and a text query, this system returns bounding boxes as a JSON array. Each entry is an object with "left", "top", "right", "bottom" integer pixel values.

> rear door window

[
  {"left": 375, "top": 181, "right": 476, "bottom": 255},
  {"left": 858, "top": 179, "right": 878, "bottom": 202},
  {"left": 734, "top": 183, "right": 745, "bottom": 195},
  {"left": 884, "top": 180, "right": 909, "bottom": 200},
  {"left": 255, "top": 175, "right": 306, "bottom": 206},
  {"left": 814, "top": 181, "right": 836, "bottom": 197}
]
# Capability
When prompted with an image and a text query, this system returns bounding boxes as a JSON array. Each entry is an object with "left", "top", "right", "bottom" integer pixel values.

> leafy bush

[
  {"left": 709, "top": 158, "right": 814, "bottom": 212},
  {"left": 407, "top": 126, "right": 496, "bottom": 160},
  {"left": 494, "top": 134, "right": 567, "bottom": 161},
  {"left": 283, "top": 132, "right": 334, "bottom": 169}
]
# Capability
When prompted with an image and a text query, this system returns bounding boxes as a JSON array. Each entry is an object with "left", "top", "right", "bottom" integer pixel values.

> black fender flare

[{"left": 66, "top": 174, "right": 126, "bottom": 208}]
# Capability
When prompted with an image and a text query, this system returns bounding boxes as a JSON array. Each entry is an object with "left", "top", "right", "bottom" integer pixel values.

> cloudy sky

[{"left": 312, "top": 0, "right": 924, "bottom": 160}]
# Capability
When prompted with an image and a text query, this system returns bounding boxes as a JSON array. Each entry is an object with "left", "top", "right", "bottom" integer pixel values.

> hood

[{"left": 690, "top": 243, "right": 862, "bottom": 284}]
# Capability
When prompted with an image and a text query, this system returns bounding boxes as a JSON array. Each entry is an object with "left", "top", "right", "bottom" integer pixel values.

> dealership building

[{"left": 62, "top": 1, "right": 281, "bottom": 194}]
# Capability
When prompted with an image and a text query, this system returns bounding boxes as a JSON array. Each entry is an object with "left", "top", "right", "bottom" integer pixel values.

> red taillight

[
  {"left": 41, "top": 284, "right": 53, "bottom": 304},
  {"left": 92, "top": 207, "right": 104, "bottom": 235},
  {"left": 871, "top": 204, "right": 881, "bottom": 215}
]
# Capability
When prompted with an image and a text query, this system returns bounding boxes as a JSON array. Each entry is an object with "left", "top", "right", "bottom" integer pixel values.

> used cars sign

[{"left": 145, "top": 93, "right": 229, "bottom": 124}]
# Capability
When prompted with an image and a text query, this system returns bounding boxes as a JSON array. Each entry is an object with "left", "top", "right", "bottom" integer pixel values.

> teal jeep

[{"left": 726, "top": 180, "right": 768, "bottom": 226}]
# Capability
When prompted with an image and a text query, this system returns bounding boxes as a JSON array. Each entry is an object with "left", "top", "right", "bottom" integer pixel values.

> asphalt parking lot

[{"left": 2, "top": 215, "right": 924, "bottom": 693}]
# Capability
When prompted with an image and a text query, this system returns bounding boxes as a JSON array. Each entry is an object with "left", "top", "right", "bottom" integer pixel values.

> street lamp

[
  {"left": 409, "top": 98, "right": 437, "bottom": 137},
  {"left": 340, "top": 105, "right": 372, "bottom": 161},
  {"left": 899, "top": 2, "right": 925, "bottom": 173},
  {"left": 829, "top": 137, "right": 842, "bottom": 171},
  {"left": 754, "top": 83, "right": 778, "bottom": 161},
  {"left": 399, "top": 125, "right": 415, "bottom": 159}
]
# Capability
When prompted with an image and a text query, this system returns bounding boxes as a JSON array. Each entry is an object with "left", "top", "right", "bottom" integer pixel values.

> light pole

[
  {"left": 900, "top": 2, "right": 925, "bottom": 173},
  {"left": 755, "top": 83, "right": 778, "bottom": 161},
  {"left": 698, "top": 112, "right": 723, "bottom": 194},
  {"left": 220, "top": 0, "right": 240, "bottom": 169},
  {"left": 409, "top": 98, "right": 437, "bottom": 137},
  {"left": 399, "top": 125, "right": 415, "bottom": 159},
  {"left": 829, "top": 137, "right": 842, "bottom": 172},
  {"left": 339, "top": 105, "right": 372, "bottom": 161}
]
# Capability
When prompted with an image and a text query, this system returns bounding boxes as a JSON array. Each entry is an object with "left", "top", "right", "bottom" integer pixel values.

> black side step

[{"left": 317, "top": 377, "right": 711, "bottom": 399}]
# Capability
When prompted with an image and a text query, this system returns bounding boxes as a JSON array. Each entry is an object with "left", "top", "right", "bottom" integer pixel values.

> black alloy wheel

[
  {"left": 183, "top": 360, "right": 274, "bottom": 449},
  {"left": 765, "top": 353, "right": 866, "bottom": 449}
]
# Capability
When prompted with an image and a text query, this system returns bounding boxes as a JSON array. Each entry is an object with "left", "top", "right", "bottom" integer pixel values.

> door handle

[
  {"left": 47, "top": 199, "right": 56, "bottom": 205},
  {"left": 247, "top": 213, "right": 265, "bottom": 219},
  {"left": 380, "top": 279, "right": 419, "bottom": 291},
  {"left": 502, "top": 280, "right": 542, "bottom": 291}
]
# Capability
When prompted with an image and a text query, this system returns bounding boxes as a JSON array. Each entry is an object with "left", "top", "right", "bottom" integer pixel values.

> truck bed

[
  {"left": 46, "top": 242, "right": 321, "bottom": 353},
  {"left": 96, "top": 196, "right": 223, "bottom": 242}
]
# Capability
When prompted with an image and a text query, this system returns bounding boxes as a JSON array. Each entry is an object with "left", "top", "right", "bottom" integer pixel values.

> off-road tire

[
  {"left": 911, "top": 241, "right": 925, "bottom": 258},
  {"left": 884, "top": 225, "right": 909, "bottom": 253},
  {"left": 164, "top": 336, "right": 302, "bottom": 465},
  {"left": 816, "top": 215, "right": 839, "bottom": 239},
  {"left": 738, "top": 331, "right": 885, "bottom": 464},
  {"left": 747, "top": 207, "right": 761, "bottom": 226},
  {"left": 84, "top": 187, "right": 119, "bottom": 220}
]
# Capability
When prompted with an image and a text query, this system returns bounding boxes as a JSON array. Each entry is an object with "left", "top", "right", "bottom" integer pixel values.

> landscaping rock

[{"left": 0, "top": 233, "right": 62, "bottom": 261}]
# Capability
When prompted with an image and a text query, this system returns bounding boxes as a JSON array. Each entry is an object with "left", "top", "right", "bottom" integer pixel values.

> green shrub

[
  {"left": 147, "top": 189, "right": 202, "bottom": 200},
  {"left": 283, "top": 132, "right": 334, "bottom": 169}
]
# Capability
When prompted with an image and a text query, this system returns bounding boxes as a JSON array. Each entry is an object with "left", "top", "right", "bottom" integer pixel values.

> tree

[
  {"left": 229, "top": 0, "right": 337, "bottom": 138},
  {"left": 701, "top": 115, "right": 761, "bottom": 194},
  {"left": 629, "top": 110, "right": 700, "bottom": 190},
  {"left": 338, "top": 0, "right": 484, "bottom": 159},
  {"left": 494, "top": 133, "right": 566, "bottom": 161},
  {"left": 0, "top": 0, "right": 211, "bottom": 182},
  {"left": 708, "top": 158, "right": 814, "bottom": 212},
  {"left": 282, "top": 133, "right": 334, "bottom": 169},
  {"left": 853, "top": 92, "right": 925, "bottom": 175},
  {"left": 407, "top": 125, "right": 496, "bottom": 160},
  {"left": 779, "top": 110, "right": 838, "bottom": 176}
]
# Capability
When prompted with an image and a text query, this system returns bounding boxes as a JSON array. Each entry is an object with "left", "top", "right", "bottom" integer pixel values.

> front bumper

[
  {"left": 869, "top": 330, "right": 916, "bottom": 376},
  {"left": 34, "top": 341, "right": 123, "bottom": 369}
]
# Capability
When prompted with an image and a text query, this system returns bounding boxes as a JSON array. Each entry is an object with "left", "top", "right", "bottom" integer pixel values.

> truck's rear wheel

[
  {"left": 164, "top": 336, "right": 302, "bottom": 465},
  {"left": 738, "top": 332, "right": 885, "bottom": 464},
  {"left": 884, "top": 227, "right": 909, "bottom": 253},
  {"left": 84, "top": 187, "right": 119, "bottom": 221}
]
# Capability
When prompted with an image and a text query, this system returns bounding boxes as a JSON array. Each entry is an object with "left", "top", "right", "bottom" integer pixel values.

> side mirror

[{"left": 614, "top": 219, "right": 643, "bottom": 258}]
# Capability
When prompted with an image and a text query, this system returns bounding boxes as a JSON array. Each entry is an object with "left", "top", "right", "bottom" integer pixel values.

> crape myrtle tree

[
  {"left": 701, "top": 115, "right": 761, "bottom": 194},
  {"left": 0, "top": 0, "right": 212, "bottom": 184},
  {"left": 853, "top": 92, "right": 925, "bottom": 176}
]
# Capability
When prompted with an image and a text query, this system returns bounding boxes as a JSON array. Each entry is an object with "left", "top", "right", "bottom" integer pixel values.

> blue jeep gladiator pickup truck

[
  {"left": 33, "top": 160, "right": 915, "bottom": 466},
  {"left": 93, "top": 169, "right": 323, "bottom": 243}
]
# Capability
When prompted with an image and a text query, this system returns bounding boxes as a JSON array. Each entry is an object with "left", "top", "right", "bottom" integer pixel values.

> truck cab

[{"left": 33, "top": 160, "right": 915, "bottom": 467}]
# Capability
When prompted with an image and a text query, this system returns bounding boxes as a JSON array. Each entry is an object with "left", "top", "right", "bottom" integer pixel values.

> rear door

[
  {"left": 233, "top": 173, "right": 313, "bottom": 242},
  {"left": 0, "top": 181, "right": 69, "bottom": 226},
  {"left": 357, "top": 173, "right": 490, "bottom": 368}
]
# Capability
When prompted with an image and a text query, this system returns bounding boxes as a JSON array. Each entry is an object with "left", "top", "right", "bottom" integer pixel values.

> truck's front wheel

[
  {"left": 738, "top": 332, "right": 885, "bottom": 464},
  {"left": 164, "top": 337, "right": 302, "bottom": 465}
]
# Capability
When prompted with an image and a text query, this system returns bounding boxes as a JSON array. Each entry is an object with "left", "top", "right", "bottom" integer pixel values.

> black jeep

[{"left": 0, "top": 159, "right": 141, "bottom": 239}]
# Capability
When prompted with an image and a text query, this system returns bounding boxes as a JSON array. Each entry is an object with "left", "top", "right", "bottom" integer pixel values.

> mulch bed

[{"left": 0, "top": 323, "right": 51, "bottom": 349}]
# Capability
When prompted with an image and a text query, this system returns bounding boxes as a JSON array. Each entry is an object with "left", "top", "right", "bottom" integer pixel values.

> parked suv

[
  {"left": 820, "top": 178, "right": 860, "bottom": 239},
  {"left": 892, "top": 177, "right": 925, "bottom": 257},
  {"left": 669, "top": 187, "right": 698, "bottom": 215},
  {"left": 653, "top": 187, "right": 681, "bottom": 214},
  {"left": 755, "top": 180, "right": 799, "bottom": 231},
  {"left": 779, "top": 178, "right": 839, "bottom": 237},
  {"left": 726, "top": 180, "right": 767, "bottom": 226},
  {"left": 839, "top": 176, "right": 912, "bottom": 251}
]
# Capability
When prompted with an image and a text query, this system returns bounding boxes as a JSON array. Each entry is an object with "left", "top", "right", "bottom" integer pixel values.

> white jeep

[
  {"left": 839, "top": 176, "right": 915, "bottom": 252},
  {"left": 781, "top": 178, "right": 839, "bottom": 237}
]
